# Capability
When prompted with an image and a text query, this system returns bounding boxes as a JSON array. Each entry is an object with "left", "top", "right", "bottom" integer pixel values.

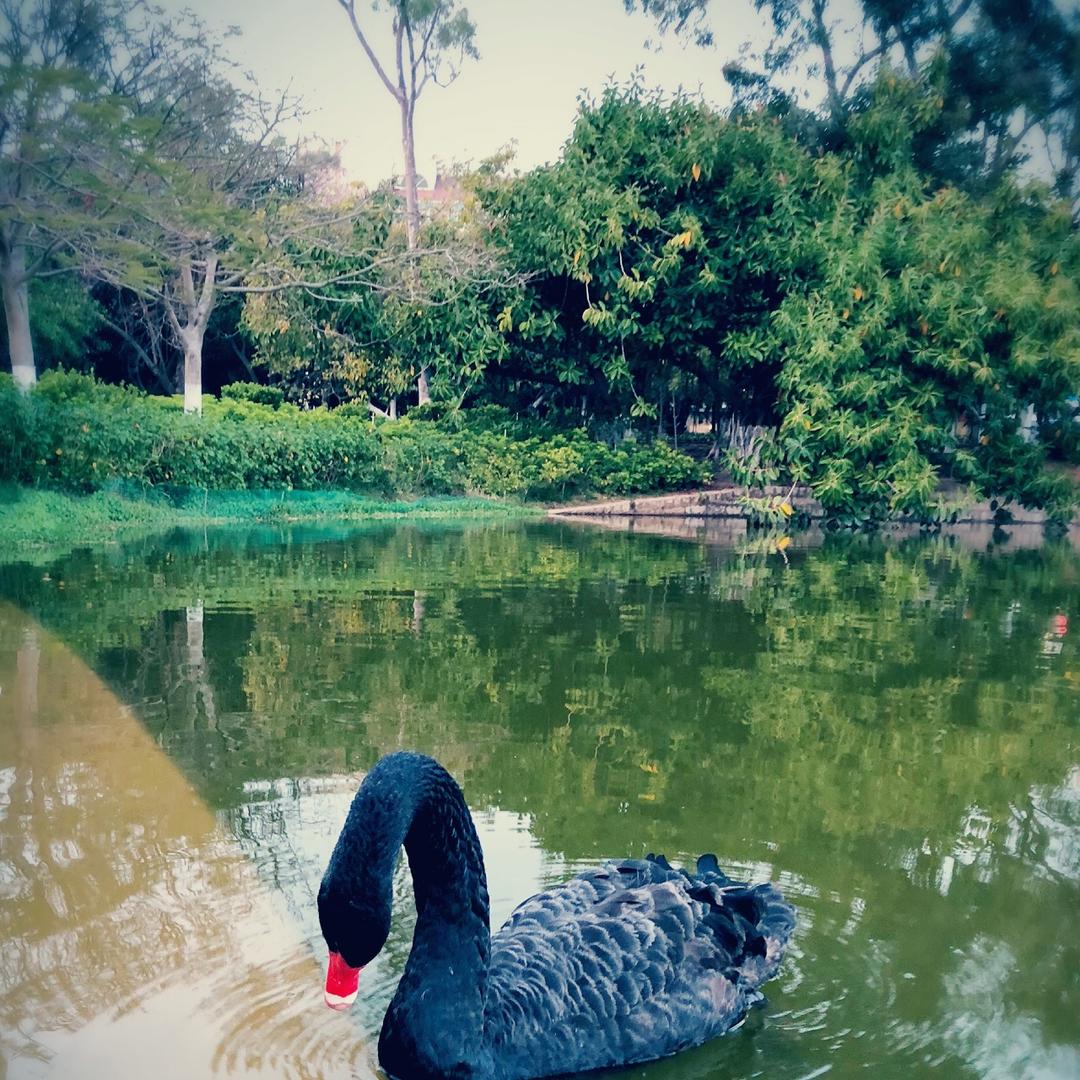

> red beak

[{"left": 324, "top": 951, "right": 362, "bottom": 1011}]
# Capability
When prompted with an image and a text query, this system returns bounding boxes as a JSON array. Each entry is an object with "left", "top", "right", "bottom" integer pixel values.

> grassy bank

[{"left": 0, "top": 484, "right": 537, "bottom": 550}]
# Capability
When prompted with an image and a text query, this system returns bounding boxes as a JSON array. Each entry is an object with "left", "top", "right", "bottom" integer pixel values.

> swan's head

[
  {"left": 317, "top": 877, "right": 391, "bottom": 1011},
  {"left": 318, "top": 758, "right": 419, "bottom": 1011}
]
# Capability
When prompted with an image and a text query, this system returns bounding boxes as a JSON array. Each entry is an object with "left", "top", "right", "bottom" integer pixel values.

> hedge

[{"left": 0, "top": 372, "right": 709, "bottom": 501}]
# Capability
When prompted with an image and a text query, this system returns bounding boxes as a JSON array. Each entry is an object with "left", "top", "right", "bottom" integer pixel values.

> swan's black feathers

[
  {"left": 321, "top": 754, "right": 795, "bottom": 1080},
  {"left": 482, "top": 853, "right": 794, "bottom": 1079}
]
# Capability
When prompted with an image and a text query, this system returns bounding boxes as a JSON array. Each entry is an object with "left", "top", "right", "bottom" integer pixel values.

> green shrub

[
  {"left": 33, "top": 368, "right": 116, "bottom": 404},
  {"left": 0, "top": 372, "right": 707, "bottom": 501},
  {"left": 220, "top": 381, "right": 285, "bottom": 408},
  {"left": 404, "top": 401, "right": 453, "bottom": 423}
]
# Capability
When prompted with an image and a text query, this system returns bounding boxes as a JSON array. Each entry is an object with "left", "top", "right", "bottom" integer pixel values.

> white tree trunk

[
  {"left": 399, "top": 98, "right": 432, "bottom": 407},
  {"left": 400, "top": 99, "right": 421, "bottom": 253},
  {"left": 1018, "top": 404, "right": 1039, "bottom": 444},
  {"left": 168, "top": 253, "right": 217, "bottom": 416},
  {"left": 1, "top": 241, "right": 36, "bottom": 391},
  {"left": 182, "top": 327, "right": 205, "bottom": 415}
]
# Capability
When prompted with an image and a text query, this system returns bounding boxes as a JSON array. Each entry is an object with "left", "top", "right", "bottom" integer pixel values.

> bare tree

[
  {"left": 99, "top": 288, "right": 176, "bottom": 391},
  {"left": 334, "top": 0, "right": 478, "bottom": 405}
]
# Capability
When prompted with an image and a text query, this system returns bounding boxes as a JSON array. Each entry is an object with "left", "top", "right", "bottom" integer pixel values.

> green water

[{"left": 1, "top": 521, "right": 1078, "bottom": 1079}]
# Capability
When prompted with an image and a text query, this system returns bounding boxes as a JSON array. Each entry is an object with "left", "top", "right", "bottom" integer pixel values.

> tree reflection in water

[
  {"left": 0, "top": 606, "right": 369, "bottom": 1079},
  {"left": 0, "top": 521, "right": 1077, "bottom": 1079}
]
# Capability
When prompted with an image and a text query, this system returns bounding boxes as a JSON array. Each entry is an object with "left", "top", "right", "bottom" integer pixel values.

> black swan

[{"left": 318, "top": 752, "right": 795, "bottom": 1080}]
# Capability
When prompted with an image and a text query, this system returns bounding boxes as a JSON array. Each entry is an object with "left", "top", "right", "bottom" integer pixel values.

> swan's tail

[{"left": 654, "top": 852, "right": 796, "bottom": 992}]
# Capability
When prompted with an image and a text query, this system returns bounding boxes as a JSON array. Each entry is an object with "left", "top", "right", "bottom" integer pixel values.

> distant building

[{"left": 395, "top": 173, "right": 465, "bottom": 215}]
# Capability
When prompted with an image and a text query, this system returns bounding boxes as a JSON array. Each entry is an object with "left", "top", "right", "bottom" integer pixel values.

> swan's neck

[
  {"left": 374, "top": 756, "right": 492, "bottom": 1078},
  {"left": 401, "top": 762, "right": 491, "bottom": 974}
]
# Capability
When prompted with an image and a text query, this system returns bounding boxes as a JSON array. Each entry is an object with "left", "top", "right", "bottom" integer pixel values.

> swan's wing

[
  {"left": 483, "top": 857, "right": 794, "bottom": 1080},
  {"left": 496, "top": 856, "right": 691, "bottom": 933}
]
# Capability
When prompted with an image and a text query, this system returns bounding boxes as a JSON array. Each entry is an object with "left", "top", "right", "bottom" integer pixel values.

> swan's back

[{"left": 483, "top": 854, "right": 794, "bottom": 1080}]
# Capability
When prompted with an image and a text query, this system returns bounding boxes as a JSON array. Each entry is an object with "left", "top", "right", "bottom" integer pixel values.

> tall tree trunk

[
  {"left": 399, "top": 95, "right": 429, "bottom": 406},
  {"left": 810, "top": 0, "right": 845, "bottom": 122},
  {"left": 1, "top": 239, "right": 36, "bottom": 391},
  {"left": 182, "top": 325, "right": 207, "bottom": 416},
  {"left": 166, "top": 253, "right": 218, "bottom": 416},
  {"left": 898, "top": 30, "right": 919, "bottom": 77},
  {"left": 400, "top": 98, "right": 421, "bottom": 253}
]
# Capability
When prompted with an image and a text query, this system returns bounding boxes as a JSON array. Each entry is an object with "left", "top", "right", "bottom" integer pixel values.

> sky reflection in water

[{"left": 0, "top": 521, "right": 1077, "bottom": 1079}]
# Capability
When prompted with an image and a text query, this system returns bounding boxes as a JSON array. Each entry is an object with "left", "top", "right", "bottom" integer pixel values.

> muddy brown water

[{"left": 0, "top": 521, "right": 1077, "bottom": 1079}]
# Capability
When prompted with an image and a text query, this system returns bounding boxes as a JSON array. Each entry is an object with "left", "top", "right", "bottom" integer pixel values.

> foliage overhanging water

[{"left": 1, "top": 521, "right": 1077, "bottom": 1079}]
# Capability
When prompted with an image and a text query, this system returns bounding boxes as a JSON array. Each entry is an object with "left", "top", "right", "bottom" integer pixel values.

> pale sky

[{"left": 179, "top": 0, "right": 779, "bottom": 185}]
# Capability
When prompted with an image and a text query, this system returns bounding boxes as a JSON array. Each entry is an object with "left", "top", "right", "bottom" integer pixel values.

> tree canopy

[{"left": 1, "top": 0, "right": 1077, "bottom": 523}]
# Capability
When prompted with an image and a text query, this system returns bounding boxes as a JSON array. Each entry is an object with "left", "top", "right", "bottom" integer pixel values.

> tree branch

[
  {"left": 179, "top": 259, "right": 196, "bottom": 311},
  {"left": 163, "top": 289, "right": 184, "bottom": 340},
  {"left": 99, "top": 311, "right": 172, "bottom": 392},
  {"left": 394, "top": 11, "right": 407, "bottom": 102},
  {"left": 840, "top": 37, "right": 894, "bottom": 99},
  {"left": 195, "top": 251, "right": 218, "bottom": 327},
  {"left": 810, "top": 0, "right": 844, "bottom": 120},
  {"left": 336, "top": 0, "right": 404, "bottom": 103}
]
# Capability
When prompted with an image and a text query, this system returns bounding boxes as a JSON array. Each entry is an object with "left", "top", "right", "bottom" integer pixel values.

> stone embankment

[
  {"left": 549, "top": 485, "right": 818, "bottom": 519},
  {"left": 548, "top": 485, "right": 1052, "bottom": 525}
]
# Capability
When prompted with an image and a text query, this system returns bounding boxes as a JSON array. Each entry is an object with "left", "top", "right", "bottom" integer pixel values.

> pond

[{"left": 1, "top": 520, "right": 1078, "bottom": 1079}]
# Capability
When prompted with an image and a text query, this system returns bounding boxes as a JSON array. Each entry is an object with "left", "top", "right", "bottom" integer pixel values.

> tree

[
  {"left": 0, "top": 1, "right": 401, "bottom": 413},
  {"left": 0, "top": 0, "right": 157, "bottom": 390},
  {"left": 242, "top": 176, "right": 516, "bottom": 414},
  {"left": 0, "top": 1, "right": 295, "bottom": 408},
  {"left": 97, "top": 19, "right": 422, "bottom": 415},
  {"left": 624, "top": 0, "right": 1080, "bottom": 204},
  {"left": 92, "top": 19, "right": 319, "bottom": 415},
  {"left": 480, "top": 84, "right": 829, "bottom": 431},
  {"left": 770, "top": 75, "right": 1080, "bottom": 520},
  {"left": 334, "top": 0, "right": 478, "bottom": 405},
  {"left": 924, "top": 0, "right": 1080, "bottom": 200},
  {"left": 147, "top": 92, "right": 300, "bottom": 416}
]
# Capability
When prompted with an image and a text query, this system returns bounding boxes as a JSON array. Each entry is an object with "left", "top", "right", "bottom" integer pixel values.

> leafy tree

[
  {"left": 241, "top": 188, "right": 405, "bottom": 410},
  {"left": 0, "top": 1, "right": 406, "bottom": 413},
  {"left": 924, "top": 0, "right": 1080, "bottom": 201},
  {"left": 22, "top": 276, "right": 103, "bottom": 370},
  {"left": 243, "top": 174, "right": 515, "bottom": 414},
  {"left": 770, "top": 75, "right": 1080, "bottom": 520},
  {"left": 107, "top": 25, "right": 314, "bottom": 415},
  {"left": 0, "top": 0, "right": 161, "bottom": 390},
  {"left": 625, "top": 0, "right": 1080, "bottom": 203},
  {"left": 334, "top": 0, "right": 479, "bottom": 405},
  {"left": 481, "top": 84, "right": 830, "bottom": 430}
]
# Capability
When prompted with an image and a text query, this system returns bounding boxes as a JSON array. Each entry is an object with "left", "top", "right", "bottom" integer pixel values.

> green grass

[{"left": 0, "top": 484, "right": 538, "bottom": 550}]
